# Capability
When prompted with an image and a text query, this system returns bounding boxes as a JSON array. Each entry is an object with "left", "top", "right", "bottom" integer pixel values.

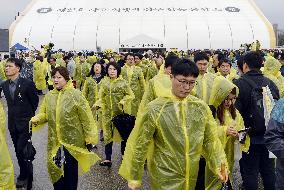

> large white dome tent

[{"left": 9, "top": 0, "right": 276, "bottom": 51}]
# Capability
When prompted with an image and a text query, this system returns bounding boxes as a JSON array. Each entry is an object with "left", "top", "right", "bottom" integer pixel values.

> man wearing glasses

[{"left": 119, "top": 59, "right": 228, "bottom": 190}]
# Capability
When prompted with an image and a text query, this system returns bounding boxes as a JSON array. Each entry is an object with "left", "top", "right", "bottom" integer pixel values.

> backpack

[{"left": 242, "top": 77, "right": 270, "bottom": 136}]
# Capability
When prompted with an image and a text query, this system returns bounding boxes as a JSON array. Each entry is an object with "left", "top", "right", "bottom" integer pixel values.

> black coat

[
  {"left": 1, "top": 77, "right": 39, "bottom": 132},
  {"left": 233, "top": 70, "right": 280, "bottom": 137}
]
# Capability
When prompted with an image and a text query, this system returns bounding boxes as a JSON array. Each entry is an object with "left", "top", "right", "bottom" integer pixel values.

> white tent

[{"left": 10, "top": 0, "right": 276, "bottom": 51}]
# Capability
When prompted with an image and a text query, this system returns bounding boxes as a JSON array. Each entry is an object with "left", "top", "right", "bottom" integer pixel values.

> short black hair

[
  {"left": 125, "top": 53, "right": 134, "bottom": 61},
  {"left": 106, "top": 62, "right": 121, "bottom": 77},
  {"left": 172, "top": 59, "right": 199, "bottom": 78},
  {"left": 3, "top": 54, "right": 9, "bottom": 59},
  {"left": 134, "top": 53, "right": 143, "bottom": 60},
  {"left": 218, "top": 58, "right": 231, "bottom": 67},
  {"left": 48, "top": 57, "right": 56, "bottom": 63},
  {"left": 165, "top": 55, "right": 179, "bottom": 69},
  {"left": 237, "top": 56, "right": 244, "bottom": 72},
  {"left": 63, "top": 56, "right": 69, "bottom": 61},
  {"left": 194, "top": 52, "right": 209, "bottom": 63},
  {"left": 6, "top": 58, "right": 22, "bottom": 71},
  {"left": 243, "top": 51, "right": 263, "bottom": 70}
]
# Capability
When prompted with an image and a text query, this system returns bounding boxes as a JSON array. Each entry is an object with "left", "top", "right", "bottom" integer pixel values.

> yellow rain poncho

[
  {"left": 121, "top": 65, "right": 145, "bottom": 116},
  {"left": 0, "top": 60, "right": 7, "bottom": 80},
  {"left": 0, "top": 102, "right": 15, "bottom": 190},
  {"left": 216, "top": 67, "right": 239, "bottom": 82},
  {"left": 96, "top": 76, "right": 134, "bottom": 144},
  {"left": 205, "top": 77, "right": 250, "bottom": 190},
  {"left": 194, "top": 72, "right": 218, "bottom": 104},
  {"left": 31, "top": 81, "right": 100, "bottom": 183},
  {"left": 119, "top": 94, "right": 228, "bottom": 190},
  {"left": 33, "top": 60, "right": 48, "bottom": 90},
  {"left": 137, "top": 59, "right": 158, "bottom": 82},
  {"left": 139, "top": 72, "right": 171, "bottom": 112},
  {"left": 82, "top": 76, "right": 101, "bottom": 129},
  {"left": 263, "top": 56, "right": 284, "bottom": 97}
]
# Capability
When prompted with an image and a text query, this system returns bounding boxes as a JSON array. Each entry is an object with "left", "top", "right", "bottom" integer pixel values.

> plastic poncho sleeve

[
  {"left": 76, "top": 95, "right": 98, "bottom": 145},
  {"left": 119, "top": 106, "right": 155, "bottom": 188},
  {"left": 139, "top": 69, "right": 146, "bottom": 92},
  {"left": 118, "top": 84, "right": 135, "bottom": 114},
  {"left": 0, "top": 103, "right": 15, "bottom": 190},
  {"left": 31, "top": 97, "right": 48, "bottom": 132},
  {"left": 202, "top": 106, "right": 228, "bottom": 177},
  {"left": 82, "top": 80, "right": 89, "bottom": 98}
]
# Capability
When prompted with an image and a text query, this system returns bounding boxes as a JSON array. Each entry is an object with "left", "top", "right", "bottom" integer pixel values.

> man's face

[
  {"left": 196, "top": 60, "right": 208, "bottom": 75},
  {"left": 171, "top": 74, "right": 197, "bottom": 99},
  {"left": 5, "top": 62, "right": 20, "bottom": 78},
  {"left": 165, "top": 66, "right": 172, "bottom": 75},
  {"left": 219, "top": 62, "right": 231, "bottom": 77},
  {"left": 126, "top": 55, "right": 135, "bottom": 66},
  {"left": 134, "top": 56, "right": 141, "bottom": 64},
  {"left": 80, "top": 56, "right": 85, "bottom": 63},
  {"left": 213, "top": 54, "right": 219, "bottom": 67},
  {"left": 50, "top": 59, "right": 56, "bottom": 65}
]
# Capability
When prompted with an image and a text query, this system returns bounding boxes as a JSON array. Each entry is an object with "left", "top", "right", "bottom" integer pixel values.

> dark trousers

[
  {"left": 105, "top": 141, "right": 126, "bottom": 161},
  {"left": 240, "top": 144, "right": 275, "bottom": 190},
  {"left": 53, "top": 148, "right": 78, "bottom": 190},
  {"left": 9, "top": 124, "right": 31, "bottom": 180},
  {"left": 195, "top": 157, "right": 206, "bottom": 190},
  {"left": 275, "top": 158, "right": 284, "bottom": 190}
]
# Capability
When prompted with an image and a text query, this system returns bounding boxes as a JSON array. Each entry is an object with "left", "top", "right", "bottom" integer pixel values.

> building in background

[
  {"left": 9, "top": 0, "right": 276, "bottom": 51},
  {"left": 0, "top": 29, "right": 9, "bottom": 58}
]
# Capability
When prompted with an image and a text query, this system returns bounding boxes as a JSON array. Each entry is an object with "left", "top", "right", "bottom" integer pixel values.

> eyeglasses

[
  {"left": 174, "top": 77, "right": 196, "bottom": 87},
  {"left": 127, "top": 58, "right": 134, "bottom": 61}
]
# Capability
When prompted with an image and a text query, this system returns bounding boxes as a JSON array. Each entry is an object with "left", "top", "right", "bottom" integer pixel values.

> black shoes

[{"left": 99, "top": 160, "right": 112, "bottom": 168}]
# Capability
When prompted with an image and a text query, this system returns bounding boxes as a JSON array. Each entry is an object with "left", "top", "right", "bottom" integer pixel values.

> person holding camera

[
  {"left": 206, "top": 76, "right": 250, "bottom": 190},
  {"left": 31, "top": 66, "right": 100, "bottom": 190}
]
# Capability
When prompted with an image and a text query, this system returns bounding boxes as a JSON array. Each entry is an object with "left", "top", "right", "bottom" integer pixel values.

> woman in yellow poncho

[
  {"left": 96, "top": 62, "right": 134, "bottom": 167},
  {"left": 205, "top": 77, "right": 250, "bottom": 190},
  {"left": 31, "top": 67, "right": 100, "bottom": 189},
  {"left": 82, "top": 62, "right": 105, "bottom": 137},
  {"left": 263, "top": 56, "right": 284, "bottom": 98},
  {"left": 0, "top": 102, "right": 16, "bottom": 190},
  {"left": 33, "top": 56, "right": 48, "bottom": 93}
]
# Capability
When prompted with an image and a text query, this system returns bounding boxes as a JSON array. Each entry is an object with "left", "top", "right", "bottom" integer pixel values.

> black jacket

[
  {"left": 1, "top": 77, "right": 39, "bottom": 127},
  {"left": 233, "top": 70, "right": 280, "bottom": 138}
]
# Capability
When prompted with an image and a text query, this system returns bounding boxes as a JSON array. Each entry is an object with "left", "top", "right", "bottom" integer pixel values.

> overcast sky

[{"left": 0, "top": 0, "right": 283, "bottom": 29}]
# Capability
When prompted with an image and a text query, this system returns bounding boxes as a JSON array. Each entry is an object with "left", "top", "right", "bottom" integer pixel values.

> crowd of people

[{"left": 0, "top": 45, "right": 284, "bottom": 190}]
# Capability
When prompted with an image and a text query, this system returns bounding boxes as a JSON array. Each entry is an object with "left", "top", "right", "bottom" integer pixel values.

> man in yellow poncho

[
  {"left": 263, "top": 56, "right": 284, "bottom": 98},
  {"left": 134, "top": 54, "right": 158, "bottom": 83},
  {"left": 0, "top": 57, "right": 7, "bottom": 81},
  {"left": 121, "top": 53, "right": 146, "bottom": 116},
  {"left": 0, "top": 102, "right": 15, "bottom": 190},
  {"left": 73, "top": 55, "right": 91, "bottom": 90},
  {"left": 205, "top": 77, "right": 250, "bottom": 190},
  {"left": 216, "top": 58, "right": 239, "bottom": 82},
  {"left": 33, "top": 56, "right": 48, "bottom": 95},
  {"left": 193, "top": 52, "right": 218, "bottom": 104},
  {"left": 31, "top": 67, "right": 100, "bottom": 189},
  {"left": 138, "top": 54, "right": 179, "bottom": 114},
  {"left": 119, "top": 59, "right": 228, "bottom": 190}
]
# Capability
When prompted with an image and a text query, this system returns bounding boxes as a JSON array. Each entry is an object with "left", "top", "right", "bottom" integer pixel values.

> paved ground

[{"left": 1, "top": 95, "right": 264, "bottom": 190}]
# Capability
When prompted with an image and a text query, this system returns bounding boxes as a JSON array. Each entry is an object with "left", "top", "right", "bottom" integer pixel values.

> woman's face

[
  {"left": 224, "top": 92, "right": 236, "bottom": 109},
  {"left": 52, "top": 71, "right": 67, "bottom": 90},
  {"left": 93, "top": 63, "right": 102, "bottom": 74},
  {"left": 108, "top": 65, "right": 118, "bottom": 79}
]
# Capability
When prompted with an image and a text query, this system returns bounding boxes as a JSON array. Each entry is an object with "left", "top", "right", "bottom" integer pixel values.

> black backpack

[{"left": 242, "top": 77, "right": 270, "bottom": 136}]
